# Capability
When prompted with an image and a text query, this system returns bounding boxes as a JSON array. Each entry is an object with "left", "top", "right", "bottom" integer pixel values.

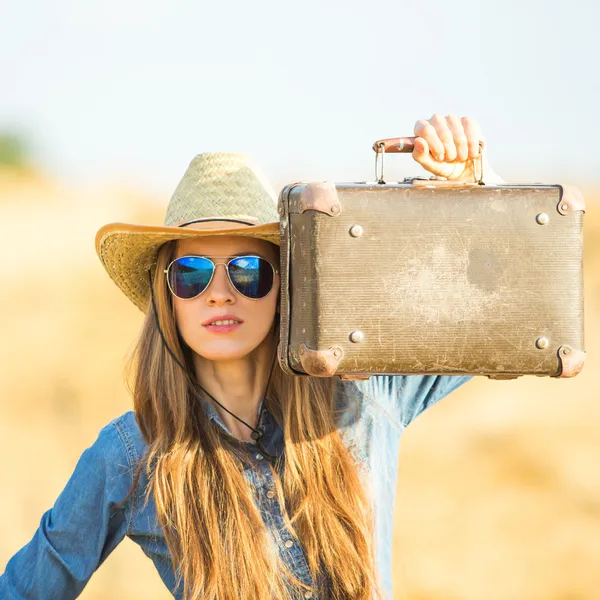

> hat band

[{"left": 178, "top": 217, "right": 258, "bottom": 228}]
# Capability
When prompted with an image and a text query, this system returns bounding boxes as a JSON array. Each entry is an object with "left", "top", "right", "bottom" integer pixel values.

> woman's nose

[{"left": 205, "top": 263, "right": 236, "bottom": 303}]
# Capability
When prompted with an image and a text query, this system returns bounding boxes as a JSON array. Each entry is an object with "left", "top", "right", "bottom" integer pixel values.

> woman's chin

[{"left": 194, "top": 342, "right": 257, "bottom": 363}]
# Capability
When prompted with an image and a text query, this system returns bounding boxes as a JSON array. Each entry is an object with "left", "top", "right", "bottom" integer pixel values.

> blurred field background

[
  {"left": 2, "top": 0, "right": 599, "bottom": 598},
  {"left": 0, "top": 156, "right": 598, "bottom": 599}
]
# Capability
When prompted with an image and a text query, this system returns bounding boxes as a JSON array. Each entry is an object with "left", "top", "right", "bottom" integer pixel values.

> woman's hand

[{"left": 412, "top": 113, "right": 504, "bottom": 183}]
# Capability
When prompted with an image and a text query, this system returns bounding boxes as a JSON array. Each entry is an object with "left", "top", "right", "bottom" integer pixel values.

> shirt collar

[{"left": 203, "top": 397, "right": 284, "bottom": 458}]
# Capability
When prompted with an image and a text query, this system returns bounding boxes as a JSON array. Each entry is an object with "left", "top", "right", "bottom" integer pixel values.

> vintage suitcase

[{"left": 277, "top": 137, "right": 585, "bottom": 381}]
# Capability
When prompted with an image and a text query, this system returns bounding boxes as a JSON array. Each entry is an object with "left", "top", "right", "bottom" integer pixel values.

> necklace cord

[{"left": 148, "top": 269, "right": 278, "bottom": 459}]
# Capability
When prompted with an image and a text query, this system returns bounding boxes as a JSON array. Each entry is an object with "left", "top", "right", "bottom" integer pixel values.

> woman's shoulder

[
  {"left": 105, "top": 410, "right": 148, "bottom": 465},
  {"left": 89, "top": 411, "right": 150, "bottom": 515}
]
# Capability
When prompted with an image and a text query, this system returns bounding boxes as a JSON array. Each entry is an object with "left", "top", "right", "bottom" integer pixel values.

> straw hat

[{"left": 95, "top": 152, "right": 280, "bottom": 313}]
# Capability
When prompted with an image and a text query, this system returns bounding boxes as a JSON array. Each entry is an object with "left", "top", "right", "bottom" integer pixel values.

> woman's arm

[
  {"left": 364, "top": 114, "right": 500, "bottom": 428},
  {"left": 0, "top": 419, "right": 133, "bottom": 599},
  {"left": 353, "top": 374, "right": 472, "bottom": 429}
]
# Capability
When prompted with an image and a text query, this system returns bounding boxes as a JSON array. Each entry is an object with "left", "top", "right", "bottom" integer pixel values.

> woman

[{"left": 0, "top": 114, "right": 505, "bottom": 600}]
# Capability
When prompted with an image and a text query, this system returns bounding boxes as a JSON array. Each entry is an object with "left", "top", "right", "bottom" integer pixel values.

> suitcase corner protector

[
  {"left": 295, "top": 182, "right": 342, "bottom": 217},
  {"left": 557, "top": 185, "right": 586, "bottom": 215},
  {"left": 299, "top": 343, "right": 344, "bottom": 377},
  {"left": 557, "top": 345, "right": 586, "bottom": 378}
]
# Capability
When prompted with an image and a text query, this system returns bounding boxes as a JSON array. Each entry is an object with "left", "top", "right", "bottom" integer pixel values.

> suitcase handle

[
  {"left": 372, "top": 136, "right": 485, "bottom": 185},
  {"left": 372, "top": 137, "right": 416, "bottom": 153}
]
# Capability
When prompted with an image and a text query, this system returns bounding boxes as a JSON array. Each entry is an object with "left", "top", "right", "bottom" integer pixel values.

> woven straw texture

[
  {"left": 164, "top": 153, "right": 279, "bottom": 226},
  {"left": 95, "top": 152, "right": 280, "bottom": 313}
]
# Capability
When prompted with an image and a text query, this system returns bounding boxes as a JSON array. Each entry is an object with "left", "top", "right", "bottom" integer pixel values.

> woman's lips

[
  {"left": 203, "top": 322, "right": 243, "bottom": 334},
  {"left": 202, "top": 315, "right": 244, "bottom": 333}
]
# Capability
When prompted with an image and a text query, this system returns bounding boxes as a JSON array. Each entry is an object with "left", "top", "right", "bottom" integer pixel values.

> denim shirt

[{"left": 0, "top": 374, "right": 471, "bottom": 599}]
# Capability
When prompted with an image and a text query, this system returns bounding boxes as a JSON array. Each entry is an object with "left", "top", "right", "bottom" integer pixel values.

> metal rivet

[
  {"left": 350, "top": 330, "right": 364, "bottom": 343},
  {"left": 349, "top": 225, "right": 364, "bottom": 237},
  {"left": 561, "top": 346, "right": 572, "bottom": 355},
  {"left": 536, "top": 213, "right": 549, "bottom": 225},
  {"left": 333, "top": 348, "right": 342, "bottom": 357},
  {"left": 304, "top": 593, "right": 313, "bottom": 599},
  {"left": 330, "top": 205, "right": 340, "bottom": 214},
  {"left": 255, "top": 453, "right": 264, "bottom": 461},
  {"left": 536, "top": 337, "right": 550, "bottom": 350},
  {"left": 284, "top": 539, "right": 294, "bottom": 548},
  {"left": 560, "top": 203, "right": 569, "bottom": 212},
  {"left": 266, "top": 490, "right": 275, "bottom": 499}
]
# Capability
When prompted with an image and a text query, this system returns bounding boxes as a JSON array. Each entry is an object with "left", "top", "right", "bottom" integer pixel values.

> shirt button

[
  {"left": 266, "top": 490, "right": 275, "bottom": 499},
  {"left": 284, "top": 539, "right": 294, "bottom": 548},
  {"left": 255, "top": 453, "right": 263, "bottom": 461}
]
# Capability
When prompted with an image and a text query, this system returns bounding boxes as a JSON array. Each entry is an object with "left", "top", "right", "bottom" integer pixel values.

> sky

[{"left": 2, "top": 0, "right": 599, "bottom": 196}]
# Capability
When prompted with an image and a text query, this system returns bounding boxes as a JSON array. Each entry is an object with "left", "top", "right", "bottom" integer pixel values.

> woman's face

[{"left": 170, "top": 235, "right": 280, "bottom": 362}]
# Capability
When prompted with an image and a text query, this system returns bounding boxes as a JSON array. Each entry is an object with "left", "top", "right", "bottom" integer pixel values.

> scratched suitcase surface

[{"left": 277, "top": 137, "right": 585, "bottom": 380}]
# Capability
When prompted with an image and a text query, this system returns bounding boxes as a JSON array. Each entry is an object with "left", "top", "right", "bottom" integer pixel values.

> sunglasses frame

[{"left": 163, "top": 254, "right": 279, "bottom": 301}]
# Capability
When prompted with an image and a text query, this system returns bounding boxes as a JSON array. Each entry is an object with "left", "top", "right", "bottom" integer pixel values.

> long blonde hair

[{"left": 120, "top": 239, "right": 383, "bottom": 600}]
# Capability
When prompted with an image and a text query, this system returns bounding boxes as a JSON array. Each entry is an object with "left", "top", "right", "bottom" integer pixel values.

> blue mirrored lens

[
  {"left": 229, "top": 256, "right": 274, "bottom": 299},
  {"left": 169, "top": 256, "right": 213, "bottom": 299}
]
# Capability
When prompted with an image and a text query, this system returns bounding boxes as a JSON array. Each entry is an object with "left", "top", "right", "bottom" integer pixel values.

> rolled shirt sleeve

[
  {"left": 0, "top": 419, "right": 134, "bottom": 599},
  {"left": 362, "top": 374, "right": 473, "bottom": 428}
]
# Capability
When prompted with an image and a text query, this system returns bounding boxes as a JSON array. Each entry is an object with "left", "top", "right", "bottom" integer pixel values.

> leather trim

[
  {"left": 372, "top": 137, "right": 416, "bottom": 153},
  {"left": 557, "top": 185, "right": 586, "bottom": 215},
  {"left": 299, "top": 344, "right": 343, "bottom": 377},
  {"left": 295, "top": 182, "right": 342, "bottom": 216},
  {"left": 557, "top": 345, "right": 586, "bottom": 378},
  {"left": 276, "top": 185, "right": 298, "bottom": 376}
]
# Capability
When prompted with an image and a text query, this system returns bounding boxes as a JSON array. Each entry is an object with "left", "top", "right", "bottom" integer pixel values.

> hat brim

[{"left": 95, "top": 221, "right": 280, "bottom": 313}]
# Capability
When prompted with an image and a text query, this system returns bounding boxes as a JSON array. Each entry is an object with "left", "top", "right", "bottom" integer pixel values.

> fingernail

[{"left": 437, "top": 153, "right": 445, "bottom": 161}]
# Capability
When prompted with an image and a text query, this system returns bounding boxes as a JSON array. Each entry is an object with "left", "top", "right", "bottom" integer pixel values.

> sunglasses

[{"left": 164, "top": 255, "right": 279, "bottom": 301}]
